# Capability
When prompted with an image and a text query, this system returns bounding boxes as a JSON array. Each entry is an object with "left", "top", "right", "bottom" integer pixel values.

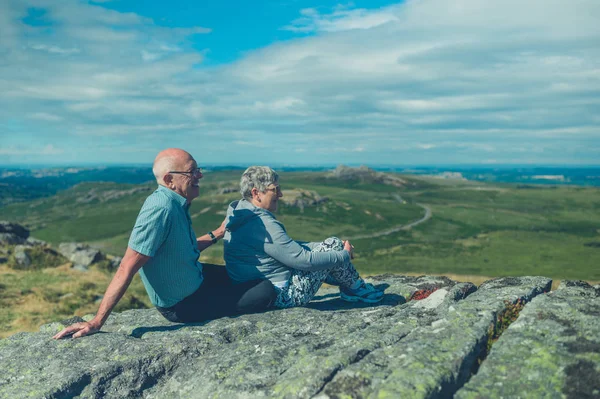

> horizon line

[{"left": 2, "top": 163, "right": 600, "bottom": 170}]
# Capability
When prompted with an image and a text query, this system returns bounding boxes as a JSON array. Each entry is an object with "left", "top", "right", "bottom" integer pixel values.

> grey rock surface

[
  {"left": 58, "top": 242, "right": 104, "bottom": 269},
  {"left": 456, "top": 280, "right": 600, "bottom": 399},
  {"left": 329, "top": 165, "right": 407, "bottom": 187},
  {"left": 109, "top": 255, "right": 123, "bottom": 269},
  {"left": 0, "top": 275, "right": 596, "bottom": 399},
  {"left": 25, "top": 236, "right": 47, "bottom": 246},
  {"left": 217, "top": 186, "right": 239, "bottom": 194},
  {"left": 13, "top": 245, "right": 31, "bottom": 267},
  {"left": 0, "top": 232, "right": 26, "bottom": 245},
  {"left": 320, "top": 276, "right": 551, "bottom": 399},
  {"left": 0, "top": 221, "right": 29, "bottom": 239}
]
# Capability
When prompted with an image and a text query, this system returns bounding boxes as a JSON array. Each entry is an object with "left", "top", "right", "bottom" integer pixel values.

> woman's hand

[
  {"left": 343, "top": 240, "right": 355, "bottom": 259},
  {"left": 215, "top": 217, "right": 227, "bottom": 239}
]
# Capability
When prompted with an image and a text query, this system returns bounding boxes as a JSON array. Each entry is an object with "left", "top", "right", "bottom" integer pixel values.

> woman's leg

[
  {"left": 311, "top": 237, "right": 360, "bottom": 288},
  {"left": 274, "top": 268, "right": 330, "bottom": 308},
  {"left": 275, "top": 237, "right": 361, "bottom": 308},
  {"left": 314, "top": 240, "right": 384, "bottom": 303}
]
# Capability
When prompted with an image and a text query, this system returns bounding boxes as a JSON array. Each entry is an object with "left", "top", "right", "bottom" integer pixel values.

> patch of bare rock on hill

[
  {"left": 76, "top": 186, "right": 152, "bottom": 204},
  {"left": 280, "top": 189, "right": 328, "bottom": 211},
  {"left": 1, "top": 272, "right": 598, "bottom": 398},
  {"left": 329, "top": 165, "right": 407, "bottom": 187}
]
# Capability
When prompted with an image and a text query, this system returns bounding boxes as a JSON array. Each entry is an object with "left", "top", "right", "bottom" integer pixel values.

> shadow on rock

[
  {"left": 307, "top": 284, "right": 404, "bottom": 311},
  {"left": 131, "top": 322, "right": 209, "bottom": 338}
]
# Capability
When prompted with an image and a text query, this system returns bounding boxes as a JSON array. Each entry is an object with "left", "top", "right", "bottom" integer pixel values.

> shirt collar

[
  {"left": 240, "top": 198, "right": 276, "bottom": 218},
  {"left": 157, "top": 185, "right": 189, "bottom": 209}
]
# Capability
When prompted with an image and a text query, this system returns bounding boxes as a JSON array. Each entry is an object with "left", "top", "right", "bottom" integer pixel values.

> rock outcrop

[
  {"left": 0, "top": 222, "right": 120, "bottom": 271},
  {"left": 0, "top": 222, "right": 66, "bottom": 270},
  {"left": 329, "top": 165, "right": 407, "bottom": 187},
  {"left": 216, "top": 186, "right": 239, "bottom": 195},
  {"left": 58, "top": 242, "right": 105, "bottom": 270},
  {"left": 12, "top": 245, "right": 31, "bottom": 267},
  {"left": 280, "top": 189, "right": 328, "bottom": 211},
  {"left": 0, "top": 221, "right": 29, "bottom": 245},
  {"left": 1, "top": 274, "right": 596, "bottom": 398},
  {"left": 456, "top": 280, "right": 600, "bottom": 399}
]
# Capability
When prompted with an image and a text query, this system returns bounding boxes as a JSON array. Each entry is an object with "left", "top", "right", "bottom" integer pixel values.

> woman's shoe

[{"left": 340, "top": 281, "right": 384, "bottom": 303}]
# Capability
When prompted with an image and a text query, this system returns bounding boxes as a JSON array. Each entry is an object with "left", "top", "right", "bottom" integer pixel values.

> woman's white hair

[
  {"left": 152, "top": 156, "right": 176, "bottom": 185},
  {"left": 240, "top": 166, "right": 279, "bottom": 199}
]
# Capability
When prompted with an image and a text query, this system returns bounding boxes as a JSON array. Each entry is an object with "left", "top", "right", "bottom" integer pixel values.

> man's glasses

[
  {"left": 265, "top": 185, "right": 281, "bottom": 194},
  {"left": 169, "top": 168, "right": 203, "bottom": 178}
]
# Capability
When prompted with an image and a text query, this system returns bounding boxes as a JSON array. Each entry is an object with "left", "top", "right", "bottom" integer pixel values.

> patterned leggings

[{"left": 274, "top": 237, "right": 360, "bottom": 308}]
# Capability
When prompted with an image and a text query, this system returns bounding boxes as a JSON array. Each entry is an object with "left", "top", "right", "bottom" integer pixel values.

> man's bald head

[
  {"left": 152, "top": 148, "right": 201, "bottom": 203},
  {"left": 152, "top": 148, "right": 193, "bottom": 186}
]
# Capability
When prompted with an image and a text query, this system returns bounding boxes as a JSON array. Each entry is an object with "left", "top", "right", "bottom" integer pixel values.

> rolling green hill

[{"left": 2, "top": 170, "right": 599, "bottom": 280}]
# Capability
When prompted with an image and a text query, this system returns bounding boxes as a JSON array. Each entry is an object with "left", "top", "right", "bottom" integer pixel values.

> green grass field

[
  {"left": 2, "top": 171, "right": 599, "bottom": 278},
  {"left": 1, "top": 170, "right": 599, "bottom": 336}
]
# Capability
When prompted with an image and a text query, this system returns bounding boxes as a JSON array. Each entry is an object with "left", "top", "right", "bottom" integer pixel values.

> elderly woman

[{"left": 223, "top": 166, "right": 383, "bottom": 308}]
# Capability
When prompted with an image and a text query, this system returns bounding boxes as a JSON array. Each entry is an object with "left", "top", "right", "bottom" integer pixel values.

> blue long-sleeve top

[{"left": 223, "top": 199, "right": 350, "bottom": 288}]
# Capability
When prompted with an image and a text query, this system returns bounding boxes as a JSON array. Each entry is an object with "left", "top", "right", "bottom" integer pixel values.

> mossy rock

[{"left": 7, "top": 246, "right": 67, "bottom": 270}]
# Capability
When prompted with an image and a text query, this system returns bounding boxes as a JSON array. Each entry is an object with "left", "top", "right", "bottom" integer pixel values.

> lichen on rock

[
  {"left": 0, "top": 275, "right": 597, "bottom": 399},
  {"left": 456, "top": 280, "right": 600, "bottom": 399}
]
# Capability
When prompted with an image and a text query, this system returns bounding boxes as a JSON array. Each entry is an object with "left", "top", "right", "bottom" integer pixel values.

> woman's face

[{"left": 259, "top": 183, "right": 283, "bottom": 212}]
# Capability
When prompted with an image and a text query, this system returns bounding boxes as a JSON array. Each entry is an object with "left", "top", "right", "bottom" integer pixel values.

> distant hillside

[
  {"left": 3, "top": 165, "right": 599, "bottom": 207},
  {"left": 395, "top": 166, "right": 600, "bottom": 187},
  {"left": 327, "top": 165, "right": 408, "bottom": 187},
  {"left": 0, "top": 166, "right": 155, "bottom": 206},
  {"left": 1, "top": 169, "right": 599, "bottom": 282}
]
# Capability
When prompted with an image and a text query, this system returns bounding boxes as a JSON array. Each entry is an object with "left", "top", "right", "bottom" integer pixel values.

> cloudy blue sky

[{"left": 0, "top": 0, "right": 599, "bottom": 166}]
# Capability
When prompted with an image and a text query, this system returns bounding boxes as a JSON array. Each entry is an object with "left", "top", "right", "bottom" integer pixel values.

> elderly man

[{"left": 54, "top": 149, "right": 276, "bottom": 339}]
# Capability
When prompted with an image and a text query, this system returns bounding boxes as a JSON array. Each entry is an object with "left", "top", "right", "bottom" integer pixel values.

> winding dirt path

[{"left": 348, "top": 202, "right": 432, "bottom": 240}]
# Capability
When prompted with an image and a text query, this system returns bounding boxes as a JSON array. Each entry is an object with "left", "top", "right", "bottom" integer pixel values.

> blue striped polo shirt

[{"left": 128, "top": 185, "right": 203, "bottom": 307}]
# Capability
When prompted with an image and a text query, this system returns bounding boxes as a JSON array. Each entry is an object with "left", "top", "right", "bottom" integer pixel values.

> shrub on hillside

[{"left": 7, "top": 246, "right": 67, "bottom": 270}]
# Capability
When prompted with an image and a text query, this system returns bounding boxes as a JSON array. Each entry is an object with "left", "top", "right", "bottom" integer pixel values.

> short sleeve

[{"left": 128, "top": 206, "right": 171, "bottom": 257}]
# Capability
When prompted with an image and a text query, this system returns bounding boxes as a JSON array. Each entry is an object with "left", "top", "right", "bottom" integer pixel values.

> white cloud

[
  {"left": 233, "top": 141, "right": 267, "bottom": 147},
  {"left": 253, "top": 97, "right": 307, "bottom": 115},
  {"left": 0, "top": 0, "right": 598, "bottom": 165},
  {"left": 141, "top": 50, "right": 161, "bottom": 62},
  {"left": 72, "top": 123, "right": 197, "bottom": 136},
  {"left": 29, "top": 112, "right": 63, "bottom": 121},
  {"left": 30, "top": 44, "right": 81, "bottom": 55},
  {"left": 41, "top": 144, "right": 63, "bottom": 155},
  {"left": 0, "top": 144, "right": 63, "bottom": 155},
  {"left": 284, "top": 6, "right": 400, "bottom": 32}
]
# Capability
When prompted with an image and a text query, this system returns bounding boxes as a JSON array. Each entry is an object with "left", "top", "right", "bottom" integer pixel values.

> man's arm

[
  {"left": 197, "top": 218, "right": 226, "bottom": 252},
  {"left": 53, "top": 247, "right": 150, "bottom": 339}
]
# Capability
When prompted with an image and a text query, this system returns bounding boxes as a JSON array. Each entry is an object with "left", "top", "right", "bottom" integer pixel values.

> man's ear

[
  {"left": 163, "top": 173, "right": 173, "bottom": 186},
  {"left": 251, "top": 187, "right": 260, "bottom": 201}
]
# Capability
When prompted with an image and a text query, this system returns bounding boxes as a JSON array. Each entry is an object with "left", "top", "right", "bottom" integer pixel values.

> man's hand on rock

[{"left": 53, "top": 320, "right": 101, "bottom": 339}]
